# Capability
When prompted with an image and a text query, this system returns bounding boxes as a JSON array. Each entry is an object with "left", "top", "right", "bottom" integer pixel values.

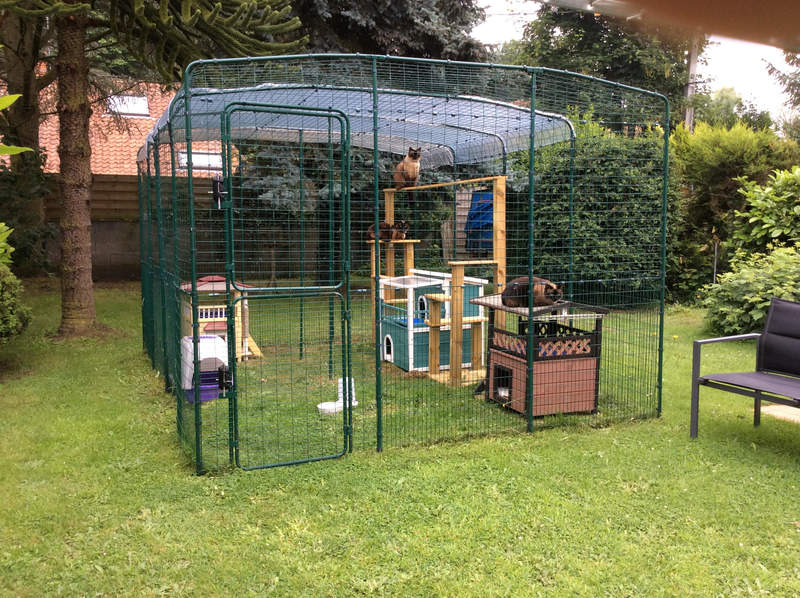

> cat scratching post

[{"left": 374, "top": 175, "right": 507, "bottom": 342}]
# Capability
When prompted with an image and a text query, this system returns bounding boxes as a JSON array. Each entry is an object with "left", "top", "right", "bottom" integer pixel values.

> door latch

[
  {"left": 218, "top": 365, "right": 233, "bottom": 391},
  {"left": 211, "top": 175, "right": 226, "bottom": 209}
]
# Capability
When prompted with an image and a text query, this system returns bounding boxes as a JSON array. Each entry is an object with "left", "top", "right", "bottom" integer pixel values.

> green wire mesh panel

[
  {"left": 232, "top": 293, "right": 349, "bottom": 469},
  {"left": 222, "top": 106, "right": 354, "bottom": 469},
  {"left": 138, "top": 54, "right": 669, "bottom": 472}
]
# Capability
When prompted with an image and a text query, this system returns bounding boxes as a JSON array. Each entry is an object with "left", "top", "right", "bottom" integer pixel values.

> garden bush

[
  {"left": 0, "top": 223, "right": 31, "bottom": 342},
  {"left": 0, "top": 222, "right": 13, "bottom": 264},
  {"left": 669, "top": 123, "right": 800, "bottom": 301},
  {"left": 702, "top": 245, "right": 800, "bottom": 335},
  {"left": 0, "top": 262, "right": 31, "bottom": 342},
  {"left": 733, "top": 166, "right": 800, "bottom": 253}
]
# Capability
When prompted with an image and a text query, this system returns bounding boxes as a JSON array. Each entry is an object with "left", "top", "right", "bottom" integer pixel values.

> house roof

[{"left": 35, "top": 82, "right": 175, "bottom": 175}]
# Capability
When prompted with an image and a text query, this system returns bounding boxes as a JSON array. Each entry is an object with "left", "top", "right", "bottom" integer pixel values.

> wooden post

[
  {"left": 450, "top": 264, "right": 464, "bottom": 386},
  {"left": 428, "top": 296, "right": 442, "bottom": 375},
  {"left": 383, "top": 189, "right": 395, "bottom": 301},
  {"left": 471, "top": 321, "right": 482, "bottom": 370},
  {"left": 403, "top": 243, "right": 416, "bottom": 340},
  {"left": 384, "top": 189, "right": 395, "bottom": 224},
  {"left": 492, "top": 176, "right": 507, "bottom": 329},
  {"left": 404, "top": 242, "right": 415, "bottom": 275}
]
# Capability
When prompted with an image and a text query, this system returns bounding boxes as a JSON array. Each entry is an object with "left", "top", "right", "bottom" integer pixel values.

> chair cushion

[
  {"left": 702, "top": 371, "right": 800, "bottom": 400},
  {"left": 759, "top": 298, "right": 800, "bottom": 377}
]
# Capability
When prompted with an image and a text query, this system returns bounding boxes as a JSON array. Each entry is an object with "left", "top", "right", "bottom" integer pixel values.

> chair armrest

[
  {"left": 694, "top": 333, "right": 761, "bottom": 346},
  {"left": 692, "top": 333, "right": 761, "bottom": 382}
]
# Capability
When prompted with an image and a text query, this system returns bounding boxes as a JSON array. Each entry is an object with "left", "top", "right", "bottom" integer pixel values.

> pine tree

[
  {"left": 289, "top": 0, "right": 486, "bottom": 60},
  {"left": 0, "top": 0, "right": 306, "bottom": 336}
]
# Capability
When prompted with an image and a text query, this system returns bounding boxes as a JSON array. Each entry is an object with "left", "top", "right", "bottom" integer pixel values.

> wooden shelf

[
  {"left": 365, "top": 239, "right": 421, "bottom": 244},
  {"left": 447, "top": 260, "right": 498, "bottom": 266},
  {"left": 470, "top": 293, "right": 609, "bottom": 318},
  {"left": 425, "top": 316, "right": 488, "bottom": 327},
  {"left": 384, "top": 175, "right": 505, "bottom": 193}
]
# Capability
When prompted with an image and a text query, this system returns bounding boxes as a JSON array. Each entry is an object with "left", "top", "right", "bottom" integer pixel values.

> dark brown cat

[
  {"left": 393, "top": 147, "right": 421, "bottom": 188},
  {"left": 367, "top": 220, "right": 410, "bottom": 241},
  {"left": 501, "top": 276, "right": 563, "bottom": 308}
]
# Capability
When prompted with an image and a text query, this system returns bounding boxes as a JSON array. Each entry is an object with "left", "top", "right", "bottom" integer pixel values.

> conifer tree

[{"left": 0, "top": 0, "right": 306, "bottom": 336}]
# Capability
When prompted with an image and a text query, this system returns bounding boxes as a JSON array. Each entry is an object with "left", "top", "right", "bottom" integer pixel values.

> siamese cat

[
  {"left": 367, "top": 220, "right": 410, "bottom": 241},
  {"left": 501, "top": 276, "right": 563, "bottom": 308},
  {"left": 393, "top": 147, "right": 421, "bottom": 188}
]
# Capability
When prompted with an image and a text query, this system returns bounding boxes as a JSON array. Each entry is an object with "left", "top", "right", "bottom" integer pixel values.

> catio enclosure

[{"left": 138, "top": 54, "right": 669, "bottom": 474}]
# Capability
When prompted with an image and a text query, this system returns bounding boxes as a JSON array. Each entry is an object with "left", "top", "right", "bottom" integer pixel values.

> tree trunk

[{"left": 56, "top": 7, "right": 96, "bottom": 336}]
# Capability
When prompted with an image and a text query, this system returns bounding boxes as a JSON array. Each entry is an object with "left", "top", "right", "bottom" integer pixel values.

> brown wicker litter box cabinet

[{"left": 470, "top": 295, "right": 608, "bottom": 417}]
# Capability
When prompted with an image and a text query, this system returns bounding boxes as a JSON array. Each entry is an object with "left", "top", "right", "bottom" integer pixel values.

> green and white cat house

[{"left": 379, "top": 269, "right": 487, "bottom": 372}]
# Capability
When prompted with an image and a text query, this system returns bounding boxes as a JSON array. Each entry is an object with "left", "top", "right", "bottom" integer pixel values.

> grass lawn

[{"left": 2, "top": 280, "right": 800, "bottom": 596}]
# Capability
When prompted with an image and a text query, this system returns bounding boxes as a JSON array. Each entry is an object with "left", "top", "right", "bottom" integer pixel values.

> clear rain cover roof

[{"left": 141, "top": 83, "right": 574, "bottom": 169}]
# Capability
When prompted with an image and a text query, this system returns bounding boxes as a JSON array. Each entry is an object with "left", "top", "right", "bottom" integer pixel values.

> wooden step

[{"left": 428, "top": 368, "right": 486, "bottom": 387}]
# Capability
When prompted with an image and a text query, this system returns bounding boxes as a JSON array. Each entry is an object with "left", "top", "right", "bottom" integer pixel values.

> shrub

[
  {"left": 672, "top": 123, "right": 800, "bottom": 242},
  {"left": 0, "top": 221, "right": 31, "bottom": 342},
  {"left": 733, "top": 166, "right": 800, "bottom": 253},
  {"left": 0, "top": 222, "right": 13, "bottom": 264},
  {"left": 0, "top": 262, "right": 31, "bottom": 342},
  {"left": 702, "top": 245, "right": 800, "bottom": 335},
  {"left": 669, "top": 123, "right": 800, "bottom": 300}
]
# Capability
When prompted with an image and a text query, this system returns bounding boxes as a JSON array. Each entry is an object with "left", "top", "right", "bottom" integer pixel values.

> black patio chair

[{"left": 690, "top": 297, "right": 800, "bottom": 438}]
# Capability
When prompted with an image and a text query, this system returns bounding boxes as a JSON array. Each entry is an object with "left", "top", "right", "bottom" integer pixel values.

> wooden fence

[{"left": 45, "top": 174, "right": 140, "bottom": 222}]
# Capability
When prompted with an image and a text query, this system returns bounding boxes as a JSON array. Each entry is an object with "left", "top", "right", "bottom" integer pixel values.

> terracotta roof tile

[{"left": 36, "top": 82, "right": 175, "bottom": 176}]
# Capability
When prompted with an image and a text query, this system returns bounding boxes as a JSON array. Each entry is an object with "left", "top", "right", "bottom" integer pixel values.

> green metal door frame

[{"left": 219, "top": 103, "right": 353, "bottom": 469}]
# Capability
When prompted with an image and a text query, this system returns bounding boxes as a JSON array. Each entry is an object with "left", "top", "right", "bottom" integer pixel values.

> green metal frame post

[
  {"left": 657, "top": 96, "right": 671, "bottom": 416},
  {"left": 371, "top": 57, "right": 383, "bottom": 452},
  {"left": 526, "top": 70, "right": 537, "bottom": 434}
]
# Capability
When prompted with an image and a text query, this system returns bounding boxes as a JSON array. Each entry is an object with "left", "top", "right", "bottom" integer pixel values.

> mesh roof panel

[{"left": 141, "top": 84, "right": 574, "bottom": 168}]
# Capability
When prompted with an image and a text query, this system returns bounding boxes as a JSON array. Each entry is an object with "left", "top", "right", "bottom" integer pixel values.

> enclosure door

[
  {"left": 222, "top": 104, "right": 352, "bottom": 469},
  {"left": 230, "top": 292, "right": 351, "bottom": 469}
]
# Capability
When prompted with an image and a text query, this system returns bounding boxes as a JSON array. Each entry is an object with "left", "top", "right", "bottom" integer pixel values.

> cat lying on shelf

[{"left": 501, "top": 276, "right": 563, "bottom": 308}]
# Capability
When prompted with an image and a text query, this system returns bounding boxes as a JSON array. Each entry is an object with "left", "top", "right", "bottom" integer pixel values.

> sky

[{"left": 471, "top": 0, "right": 796, "bottom": 121}]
